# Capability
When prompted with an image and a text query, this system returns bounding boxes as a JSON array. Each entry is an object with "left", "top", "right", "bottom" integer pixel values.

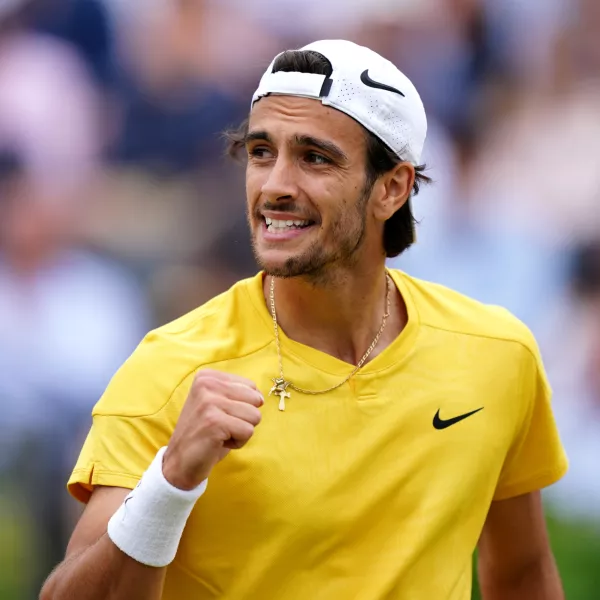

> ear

[{"left": 371, "top": 163, "right": 415, "bottom": 221}]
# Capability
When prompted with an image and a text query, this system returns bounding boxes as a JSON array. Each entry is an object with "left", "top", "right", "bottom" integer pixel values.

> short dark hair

[{"left": 225, "top": 49, "right": 431, "bottom": 258}]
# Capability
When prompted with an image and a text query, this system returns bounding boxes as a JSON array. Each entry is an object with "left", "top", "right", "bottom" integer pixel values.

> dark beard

[{"left": 250, "top": 185, "right": 370, "bottom": 283}]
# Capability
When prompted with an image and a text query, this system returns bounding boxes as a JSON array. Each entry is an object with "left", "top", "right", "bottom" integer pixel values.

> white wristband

[{"left": 107, "top": 446, "right": 207, "bottom": 567}]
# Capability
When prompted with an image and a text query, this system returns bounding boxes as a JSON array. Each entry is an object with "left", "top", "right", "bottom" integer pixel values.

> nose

[{"left": 260, "top": 154, "right": 299, "bottom": 203}]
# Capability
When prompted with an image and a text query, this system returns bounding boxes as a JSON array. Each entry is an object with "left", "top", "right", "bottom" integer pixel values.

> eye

[
  {"left": 248, "top": 146, "right": 273, "bottom": 159},
  {"left": 305, "top": 152, "right": 332, "bottom": 165}
]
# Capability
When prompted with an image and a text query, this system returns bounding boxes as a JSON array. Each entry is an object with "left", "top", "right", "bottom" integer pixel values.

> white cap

[{"left": 252, "top": 39, "right": 427, "bottom": 164}]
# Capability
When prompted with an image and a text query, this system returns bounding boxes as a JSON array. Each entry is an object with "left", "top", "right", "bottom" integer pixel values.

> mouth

[
  {"left": 264, "top": 216, "right": 315, "bottom": 232},
  {"left": 260, "top": 215, "right": 317, "bottom": 242}
]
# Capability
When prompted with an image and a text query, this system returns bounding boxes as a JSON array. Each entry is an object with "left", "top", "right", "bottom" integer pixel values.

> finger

[
  {"left": 220, "top": 398, "right": 262, "bottom": 427},
  {"left": 220, "top": 413, "right": 255, "bottom": 449},
  {"left": 223, "top": 381, "right": 264, "bottom": 407}
]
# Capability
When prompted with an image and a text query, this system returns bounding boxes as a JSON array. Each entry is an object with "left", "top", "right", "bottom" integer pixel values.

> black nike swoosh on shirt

[
  {"left": 433, "top": 407, "right": 484, "bottom": 430},
  {"left": 360, "top": 70, "right": 405, "bottom": 97}
]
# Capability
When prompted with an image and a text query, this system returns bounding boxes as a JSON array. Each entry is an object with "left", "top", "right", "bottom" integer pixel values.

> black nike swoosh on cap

[
  {"left": 360, "top": 70, "right": 405, "bottom": 97},
  {"left": 433, "top": 407, "right": 484, "bottom": 430}
]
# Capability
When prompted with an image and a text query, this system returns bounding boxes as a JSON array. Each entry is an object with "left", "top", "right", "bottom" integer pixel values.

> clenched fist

[{"left": 162, "top": 370, "right": 263, "bottom": 490}]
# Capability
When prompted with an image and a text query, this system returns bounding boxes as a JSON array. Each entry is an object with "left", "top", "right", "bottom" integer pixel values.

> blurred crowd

[{"left": 0, "top": 0, "right": 599, "bottom": 598}]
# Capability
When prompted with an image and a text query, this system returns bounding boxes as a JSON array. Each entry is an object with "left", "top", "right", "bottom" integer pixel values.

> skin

[
  {"left": 40, "top": 371, "right": 264, "bottom": 600},
  {"left": 478, "top": 492, "right": 564, "bottom": 599},
  {"left": 41, "top": 96, "right": 564, "bottom": 600},
  {"left": 245, "top": 96, "right": 413, "bottom": 364}
]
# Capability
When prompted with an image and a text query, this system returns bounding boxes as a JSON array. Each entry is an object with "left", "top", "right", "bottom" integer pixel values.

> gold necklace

[{"left": 268, "top": 274, "right": 392, "bottom": 411}]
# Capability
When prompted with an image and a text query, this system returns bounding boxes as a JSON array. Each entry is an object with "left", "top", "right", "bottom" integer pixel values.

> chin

[
  {"left": 256, "top": 253, "right": 298, "bottom": 278},
  {"left": 259, "top": 254, "right": 327, "bottom": 280},
  {"left": 252, "top": 234, "right": 330, "bottom": 279}
]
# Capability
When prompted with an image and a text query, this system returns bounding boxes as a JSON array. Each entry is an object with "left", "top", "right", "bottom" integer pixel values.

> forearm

[
  {"left": 41, "top": 534, "right": 166, "bottom": 600},
  {"left": 42, "top": 446, "right": 209, "bottom": 600},
  {"left": 479, "top": 558, "right": 564, "bottom": 600}
]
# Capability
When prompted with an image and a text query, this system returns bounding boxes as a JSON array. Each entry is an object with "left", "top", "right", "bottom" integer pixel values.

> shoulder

[
  {"left": 93, "top": 273, "right": 271, "bottom": 417},
  {"left": 394, "top": 269, "right": 539, "bottom": 356},
  {"left": 155, "top": 272, "right": 265, "bottom": 339}
]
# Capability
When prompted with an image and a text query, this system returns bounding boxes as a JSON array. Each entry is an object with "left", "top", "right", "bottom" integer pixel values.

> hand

[{"left": 162, "top": 370, "right": 263, "bottom": 490}]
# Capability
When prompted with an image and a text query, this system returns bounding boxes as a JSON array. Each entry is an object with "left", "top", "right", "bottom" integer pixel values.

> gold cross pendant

[{"left": 269, "top": 377, "right": 291, "bottom": 411}]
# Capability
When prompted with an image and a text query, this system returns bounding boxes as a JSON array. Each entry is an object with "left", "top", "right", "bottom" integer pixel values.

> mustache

[{"left": 254, "top": 202, "right": 316, "bottom": 221}]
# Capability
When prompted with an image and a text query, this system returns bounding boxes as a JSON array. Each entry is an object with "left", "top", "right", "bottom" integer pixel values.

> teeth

[{"left": 264, "top": 217, "right": 311, "bottom": 230}]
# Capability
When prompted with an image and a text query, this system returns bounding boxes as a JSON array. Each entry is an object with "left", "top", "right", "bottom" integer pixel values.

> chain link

[{"left": 269, "top": 275, "right": 392, "bottom": 395}]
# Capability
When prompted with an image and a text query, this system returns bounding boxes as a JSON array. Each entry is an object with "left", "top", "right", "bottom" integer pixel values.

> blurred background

[{"left": 0, "top": 0, "right": 598, "bottom": 597}]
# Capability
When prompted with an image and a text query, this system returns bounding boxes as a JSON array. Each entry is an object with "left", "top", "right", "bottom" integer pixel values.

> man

[{"left": 41, "top": 40, "right": 568, "bottom": 600}]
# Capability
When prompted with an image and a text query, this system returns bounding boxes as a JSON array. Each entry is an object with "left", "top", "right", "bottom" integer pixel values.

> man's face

[{"left": 245, "top": 96, "right": 376, "bottom": 280}]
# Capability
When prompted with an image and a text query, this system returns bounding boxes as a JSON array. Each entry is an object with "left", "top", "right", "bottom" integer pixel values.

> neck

[{"left": 264, "top": 261, "right": 406, "bottom": 365}]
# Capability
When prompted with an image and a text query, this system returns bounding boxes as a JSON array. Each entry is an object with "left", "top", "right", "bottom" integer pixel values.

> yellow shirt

[{"left": 69, "top": 270, "right": 568, "bottom": 600}]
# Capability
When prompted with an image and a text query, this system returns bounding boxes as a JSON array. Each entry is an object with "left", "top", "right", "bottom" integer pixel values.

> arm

[
  {"left": 41, "top": 370, "right": 264, "bottom": 600},
  {"left": 477, "top": 491, "right": 564, "bottom": 600},
  {"left": 40, "top": 487, "right": 167, "bottom": 600}
]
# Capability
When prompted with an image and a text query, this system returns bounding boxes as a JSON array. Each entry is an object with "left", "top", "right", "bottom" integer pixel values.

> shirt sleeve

[
  {"left": 67, "top": 331, "right": 188, "bottom": 503},
  {"left": 493, "top": 339, "right": 569, "bottom": 501}
]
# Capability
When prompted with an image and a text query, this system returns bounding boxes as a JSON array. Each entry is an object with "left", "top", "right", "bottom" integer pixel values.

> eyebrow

[
  {"left": 245, "top": 130, "right": 348, "bottom": 162},
  {"left": 294, "top": 135, "right": 348, "bottom": 162},
  {"left": 245, "top": 130, "right": 272, "bottom": 145}
]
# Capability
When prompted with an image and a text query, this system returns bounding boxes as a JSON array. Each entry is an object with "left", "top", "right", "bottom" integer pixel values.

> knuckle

[
  {"left": 202, "top": 407, "right": 223, "bottom": 429},
  {"left": 193, "top": 369, "right": 211, "bottom": 385},
  {"left": 196, "top": 368, "right": 217, "bottom": 378},
  {"left": 191, "top": 377, "right": 208, "bottom": 395},
  {"left": 193, "top": 375, "right": 221, "bottom": 397}
]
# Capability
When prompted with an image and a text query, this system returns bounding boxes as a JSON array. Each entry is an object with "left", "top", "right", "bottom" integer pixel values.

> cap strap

[{"left": 252, "top": 72, "right": 328, "bottom": 106}]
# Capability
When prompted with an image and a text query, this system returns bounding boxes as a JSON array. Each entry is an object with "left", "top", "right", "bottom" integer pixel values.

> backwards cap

[{"left": 252, "top": 39, "right": 427, "bottom": 165}]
